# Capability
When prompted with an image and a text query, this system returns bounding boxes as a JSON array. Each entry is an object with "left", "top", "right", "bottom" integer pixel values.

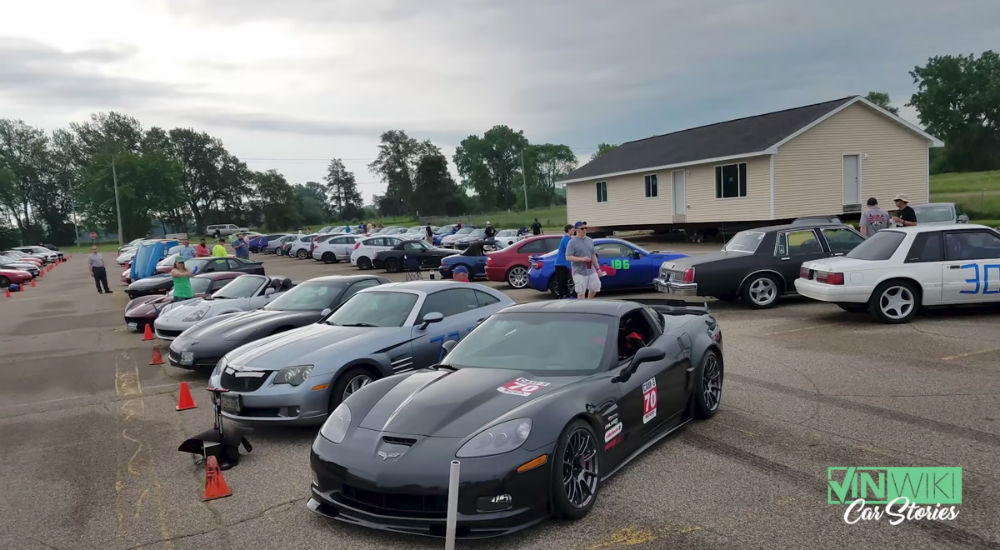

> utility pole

[
  {"left": 70, "top": 193, "right": 80, "bottom": 248},
  {"left": 521, "top": 149, "right": 529, "bottom": 211},
  {"left": 111, "top": 154, "right": 124, "bottom": 246}
]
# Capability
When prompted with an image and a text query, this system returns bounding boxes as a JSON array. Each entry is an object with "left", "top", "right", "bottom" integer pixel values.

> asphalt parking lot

[{"left": 2, "top": 242, "right": 999, "bottom": 550}]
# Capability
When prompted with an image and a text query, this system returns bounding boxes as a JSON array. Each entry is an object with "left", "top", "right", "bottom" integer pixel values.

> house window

[
  {"left": 715, "top": 163, "right": 747, "bottom": 199},
  {"left": 644, "top": 175, "right": 658, "bottom": 198},
  {"left": 596, "top": 181, "right": 608, "bottom": 203}
]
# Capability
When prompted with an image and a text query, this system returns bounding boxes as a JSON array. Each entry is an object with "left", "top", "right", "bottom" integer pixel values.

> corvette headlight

[
  {"left": 273, "top": 365, "right": 313, "bottom": 386},
  {"left": 457, "top": 418, "right": 532, "bottom": 458},
  {"left": 182, "top": 307, "right": 209, "bottom": 322},
  {"left": 320, "top": 403, "right": 351, "bottom": 443}
]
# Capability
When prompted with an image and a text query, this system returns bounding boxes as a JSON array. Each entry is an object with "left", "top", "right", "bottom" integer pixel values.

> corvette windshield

[
  {"left": 266, "top": 281, "right": 343, "bottom": 311},
  {"left": 190, "top": 278, "right": 212, "bottom": 295},
  {"left": 213, "top": 276, "right": 263, "bottom": 299},
  {"left": 723, "top": 231, "right": 765, "bottom": 253},
  {"left": 326, "top": 291, "right": 417, "bottom": 327},
  {"left": 443, "top": 313, "right": 613, "bottom": 373}
]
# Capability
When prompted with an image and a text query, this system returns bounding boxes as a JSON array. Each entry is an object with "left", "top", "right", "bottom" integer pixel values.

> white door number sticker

[{"left": 642, "top": 378, "right": 657, "bottom": 424}]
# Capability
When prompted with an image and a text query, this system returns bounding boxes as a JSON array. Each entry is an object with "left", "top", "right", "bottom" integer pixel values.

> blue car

[
  {"left": 438, "top": 242, "right": 487, "bottom": 279},
  {"left": 249, "top": 233, "right": 284, "bottom": 252},
  {"left": 527, "top": 238, "right": 687, "bottom": 295},
  {"left": 432, "top": 224, "right": 458, "bottom": 246}
]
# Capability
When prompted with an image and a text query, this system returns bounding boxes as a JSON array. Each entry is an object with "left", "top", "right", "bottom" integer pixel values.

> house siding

[
  {"left": 566, "top": 155, "right": 772, "bottom": 226},
  {"left": 773, "top": 103, "right": 930, "bottom": 219}
]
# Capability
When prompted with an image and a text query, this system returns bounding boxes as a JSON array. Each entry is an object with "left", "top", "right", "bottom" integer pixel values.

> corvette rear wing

[{"left": 631, "top": 298, "right": 711, "bottom": 316}]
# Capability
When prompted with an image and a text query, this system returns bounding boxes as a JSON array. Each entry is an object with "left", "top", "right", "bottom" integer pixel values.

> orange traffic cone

[
  {"left": 176, "top": 382, "right": 197, "bottom": 411},
  {"left": 4, "top": 287, "right": 10, "bottom": 298},
  {"left": 202, "top": 456, "right": 232, "bottom": 501},
  {"left": 142, "top": 323, "right": 154, "bottom": 341},
  {"left": 38, "top": 269, "right": 43, "bottom": 278},
  {"left": 30, "top": 279, "right": 36, "bottom": 287},
  {"left": 149, "top": 343, "right": 165, "bottom": 365}
]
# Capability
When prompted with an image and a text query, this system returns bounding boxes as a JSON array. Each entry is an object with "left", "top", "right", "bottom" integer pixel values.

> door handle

[
  {"left": 948, "top": 265, "right": 962, "bottom": 269},
  {"left": 780, "top": 257, "right": 791, "bottom": 261}
]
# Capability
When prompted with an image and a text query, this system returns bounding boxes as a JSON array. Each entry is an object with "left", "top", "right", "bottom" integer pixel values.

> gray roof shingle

[{"left": 562, "top": 96, "right": 858, "bottom": 182}]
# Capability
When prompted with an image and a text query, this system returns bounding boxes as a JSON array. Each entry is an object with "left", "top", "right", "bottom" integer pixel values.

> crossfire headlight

[
  {"left": 457, "top": 418, "right": 532, "bottom": 458},
  {"left": 320, "top": 403, "right": 351, "bottom": 443},
  {"left": 273, "top": 365, "right": 313, "bottom": 386},
  {"left": 181, "top": 307, "right": 209, "bottom": 322}
]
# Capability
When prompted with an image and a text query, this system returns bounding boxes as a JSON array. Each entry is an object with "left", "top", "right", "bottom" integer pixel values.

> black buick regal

[
  {"left": 308, "top": 299, "right": 723, "bottom": 538},
  {"left": 654, "top": 222, "right": 864, "bottom": 308}
]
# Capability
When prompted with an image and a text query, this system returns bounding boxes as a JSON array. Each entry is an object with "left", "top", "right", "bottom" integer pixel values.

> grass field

[{"left": 930, "top": 170, "right": 1000, "bottom": 222}]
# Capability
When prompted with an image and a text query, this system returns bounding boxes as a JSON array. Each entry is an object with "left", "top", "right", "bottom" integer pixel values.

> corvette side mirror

[
  {"left": 419, "top": 311, "right": 444, "bottom": 329},
  {"left": 264, "top": 287, "right": 275, "bottom": 296},
  {"left": 613, "top": 346, "right": 665, "bottom": 383},
  {"left": 441, "top": 339, "right": 458, "bottom": 357}
]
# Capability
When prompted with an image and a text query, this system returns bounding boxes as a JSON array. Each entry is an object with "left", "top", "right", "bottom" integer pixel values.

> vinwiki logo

[{"left": 827, "top": 467, "right": 961, "bottom": 525}]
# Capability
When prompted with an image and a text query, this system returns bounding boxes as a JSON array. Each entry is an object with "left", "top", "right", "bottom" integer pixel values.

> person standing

[
  {"left": 456, "top": 221, "right": 463, "bottom": 230},
  {"left": 170, "top": 260, "right": 194, "bottom": 302},
  {"left": 425, "top": 224, "right": 434, "bottom": 244},
  {"left": 565, "top": 221, "right": 603, "bottom": 299},
  {"left": 233, "top": 233, "right": 249, "bottom": 259},
  {"left": 891, "top": 194, "right": 917, "bottom": 227},
  {"left": 87, "top": 246, "right": 112, "bottom": 294},
  {"left": 212, "top": 238, "right": 228, "bottom": 257},
  {"left": 859, "top": 197, "right": 890, "bottom": 237},
  {"left": 195, "top": 239, "right": 210, "bottom": 257},
  {"left": 531, "top": 218, "right": 542, "bottom": 236},
  {"left": 554, "top": 224, "right": 574, "bottom": 298},
  {"left": 483, "top": 221, "right": 496, "bottom": 247},
  {"left": 176, "top": 238, "right": 196, "bottom": 261}
]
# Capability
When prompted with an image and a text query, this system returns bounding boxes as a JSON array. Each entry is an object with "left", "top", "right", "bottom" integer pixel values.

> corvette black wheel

[
  {"left": 552, "top": 420, "right": 600, "bottom": 519},
  {"left": 694, "top": 350, "right": 723, "bottom": 419}
]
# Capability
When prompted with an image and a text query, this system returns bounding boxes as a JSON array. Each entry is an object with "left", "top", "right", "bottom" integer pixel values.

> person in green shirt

[
  {"left": 171, "top": 260, "right": 194, "bottom": 302},
  {"left": 211, "top": 238, "right": 227, "bottom": 257}
]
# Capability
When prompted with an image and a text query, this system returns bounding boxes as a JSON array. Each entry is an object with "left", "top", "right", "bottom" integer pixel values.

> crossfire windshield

[
  {"left": 443, "top": 313, "right": 613, "bottom": 373},
  {"left": 723, "top": 231, "right": 765, "bottom": 253},
  {"left": 213, "top": 276, "right": 264, "bottom": 299},
  {"left": 265, "top": 281, "right": 343, "bottom": 311},
  {"left": 326, "top": 291, "right": 417, "bottom": 327}
]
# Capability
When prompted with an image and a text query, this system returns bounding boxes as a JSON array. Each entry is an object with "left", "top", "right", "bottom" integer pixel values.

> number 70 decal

[{"left": 959, "top": 264, "right": 1000, "bottom": 294}]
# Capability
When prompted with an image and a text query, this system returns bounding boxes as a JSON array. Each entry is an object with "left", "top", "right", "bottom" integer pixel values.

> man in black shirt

[
  {"left": 891, "top": 194, "right": 917, "bottom": 227},
  {"left": 530, "top": 218, "right": 542, "bottom": 235}
]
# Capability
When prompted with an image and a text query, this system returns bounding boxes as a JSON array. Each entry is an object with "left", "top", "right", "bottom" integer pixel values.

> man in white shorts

[{"left": 564, "top": 221, "right": 603, "bottom": 299}]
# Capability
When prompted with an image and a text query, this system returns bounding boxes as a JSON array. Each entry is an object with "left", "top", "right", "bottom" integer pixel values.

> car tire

[
  {"left": 0, "top": 275, "right": 9, "bottom": 287},
  {"left": 868, "top": 280, "right": 919, "bottom": 324},
  {"left": 385, "top": 257, "right": 402, "bottom": 273},
  {"left": 322, "top": 252, "right": 336, "bottom": 264},
  {"left": 741, "top": 274, "right": 780, "bottom": 309},
  {"left": 329, "top": 368, "right": 374, "bottom": 410},
  {"left": 357, "top": 256, "right": 372, "bottom": 270},
  {"left": 547, "top": 275, "right": 575, "bottom": 296},
  {"left": 506, "top": 265, "right": 530, "bottom": 289},
  {"left": 296, "top": 249, "right": 308, "bottom": 259},
  {"left": 693, "top": 350, "right": 723, "bottom": 419},
  {"left": 836, "top": 303, "right": 867, "bottom": 313},
  {"left": 551, "top": 419, "right": 601, "bottom": 520}
]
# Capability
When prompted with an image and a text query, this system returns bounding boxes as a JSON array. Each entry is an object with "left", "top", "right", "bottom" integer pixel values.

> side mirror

[
  {"left": 632, "top": 251, "right": 642, "bottom": 259},
  {"left": 264, "top": 287, "right": 275, "bottom": 296},
  {"left": 441, "top": 339, "right": 458, "bottom": 357},
  {"left": 320, "top": 308, "right": 332, "bottom": 317},
  {"left": 613, "top": 346, "right": 666, "bottom": 383},
  {"left": 419, "top": 311, "right": 444, "bottom": 329},
  {"left": 957, "top": 214, "right": 969, "bottom": 223}
]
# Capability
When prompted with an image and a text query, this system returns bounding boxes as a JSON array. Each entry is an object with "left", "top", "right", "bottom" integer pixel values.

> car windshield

[
  {"left": 443, "top": 313, "right": 613, "bottom": 373},
  {"left": 158, "top": 254, "right": 179, "bottom": 267},
  {"left": 912, "top": 205, "right": 955, "bottom": 223},
  {"left": 190, "top": 277, "right": 213, "bottom": 295},
  {"left": 723, "top": 231, "right": 765, "bottom": 253},
  {"left": 265, "top": 281, "right": 343, "bottom": 311},
  {"left": 453, "top": 227, "right": 473, "bottom": 236},
  {"left": 184, "top": 258, "right": 209, "bottom": 272},
  {"left": 468, "top": 229, "right": 486, "bottom": 238},
  {"left": 846, "top": 230, "right": 906, "bottom": 260},
  {"left": 326, "top": 291, "right": 417, "bottom": 327},
  {"left": 435, "top": 225, "right": 455, "bottom": 235},
  {"left": 213, "top": 276, "right": 263, "bottom": 299},
  {"left": 497, "top": 229, "right": 517, "bottom": 237}
]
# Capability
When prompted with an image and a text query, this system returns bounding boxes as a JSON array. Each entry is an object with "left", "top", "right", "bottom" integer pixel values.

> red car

[
  {"left": 0, "top": 267, "right": 33, "bottom": 288},
  {"left": 484, "top": 235, "right": 562, "bottom": 289},
  {"left": 123, "top": 271, "right": 244, "bottom": 332}
]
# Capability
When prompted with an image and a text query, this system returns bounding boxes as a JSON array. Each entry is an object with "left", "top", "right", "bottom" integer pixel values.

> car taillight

[
  {"left": 682, "top": 267, "right": 695, "bottom": 283},
  {"left": 486, "top": 256, "right": 494, "bottom": 265},
  {"left": 799, "top": 266, "right": 811, "bottom": 279},
  {"left": 533, "top": 261, "right": 542, "bottom": 270},
  {"left": 354, "top": 242, "right": 361, "bottom": 250},
  {"left": 816, "top": 271, "right": 844, "bottom": 285}
]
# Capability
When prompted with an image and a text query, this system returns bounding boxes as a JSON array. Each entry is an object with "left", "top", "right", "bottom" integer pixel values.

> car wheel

[
  {"left": 693, "top": 350, "right": 723, "bottom": 419},
  {"left": 551, "top": 419, "right": 601, "bottom": 520},
  {"left": 0, "top": 275, "right": 9, "bottom": 287},
  {"left": 836, "top": 302, "right": 867, "bottom": 313},
  {"left": 322, "top": 252, "right": 336, "bottom": 264},
  {"left": 547, "top": 275, "right": 575, "bottom": 296},
  {"left": 868, "top": 280, "right": 919, "bottom": 324},
  {"left": 506, "top": 265, "right": 529, "bottom": 289},
  {"left": 329, "top": 368, "right": 374, "bottom": 410},
  {"left": 385, "top": 257, "right": 401, "bottom": 273},
  {"left": 357, "top": 256, "right": 372, "bottom": 270},
  {"left": 741, "top": 274, "right": 780, "bottom": 309},
  {"left": 296, "top": 249, "right": 308, "bottom": 259}
]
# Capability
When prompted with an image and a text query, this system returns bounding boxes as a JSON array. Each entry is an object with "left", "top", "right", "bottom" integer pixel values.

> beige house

[{"left": 560, "top": 96, "right": 942, "bottom": 231}]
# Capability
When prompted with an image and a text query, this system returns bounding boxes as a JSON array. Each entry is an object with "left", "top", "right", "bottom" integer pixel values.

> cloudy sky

[{"left": 2, "top": 0, "right": 998, "bottom": 201}]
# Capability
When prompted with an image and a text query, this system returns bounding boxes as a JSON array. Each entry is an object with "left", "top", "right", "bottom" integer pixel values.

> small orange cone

[
  {"left": 202, "top": 456, "right": 232, "bottom": 501},
  {"left": 38, "top": 269, "right": 43, "bottom": 278},
  {"left": 176, "top": 382, "right": 197, "bottom": 411},
  {"left": 142, "top": 323, "right": 154, "bottom": 341},
  {"left": 30, "top": 279, "right": 36, "bottom": 287},
  {"left": 4, "top": 287, "right": 10, "bottom": 298},
  {"left": 149, "top": 343, "right": 165, "bottom": 365}
]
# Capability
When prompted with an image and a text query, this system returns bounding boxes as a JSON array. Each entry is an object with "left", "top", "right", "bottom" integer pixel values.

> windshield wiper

[{"left": 337, "top": 322, "right": 378, "bottom": 327}]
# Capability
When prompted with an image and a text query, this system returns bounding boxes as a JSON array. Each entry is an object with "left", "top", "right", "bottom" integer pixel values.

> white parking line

[
  {"left": 768, "top": 322, "right": 840, "bottom": 336},
  {"left": 940, "top": 347, "right": 1000, "bottom": 361}
]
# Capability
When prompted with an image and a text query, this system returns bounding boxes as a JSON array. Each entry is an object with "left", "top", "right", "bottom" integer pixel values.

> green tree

[
  {"left": 864, "top": 91, "right": 899, "bottom": 115},
  {"left": 909, "top": 51, "right": 1000, "bottom": 172},
  {"left": 413, "top": 151, "right": 466, "bottom": 216},
  {"left": 526, "top": 143, "right": 576, "bottom": 206},
  {"left": 590, "top": 142, "right": 618, "bottom": 161},
  {"left": 253, "top": 170, "right": 302, "bottom": 231},
  {"left": 0, "top": 119, "right": 49, "bottom": 237},
  {"left": 324, "top": 158, "right": 363, "bottom": 219},
  {"left": 454, "top": 125, "right": 528, "bottom": 210},
  {"left": 369, "top": 130, "right": 439, "bottom": 215},
  {"left": 168, "top": 128, "right": 242, "bottom": 232},
  {"left": 294, "top": 182, "right": 330, "bottom": 225}
]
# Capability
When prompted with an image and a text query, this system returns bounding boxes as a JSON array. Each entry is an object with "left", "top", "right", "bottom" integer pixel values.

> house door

[
  {"left": 671, "top": 170, "right": 686, "bottom": 222},
  {"left": 842, "top": 155, "right": 860, "bottom": 207}
]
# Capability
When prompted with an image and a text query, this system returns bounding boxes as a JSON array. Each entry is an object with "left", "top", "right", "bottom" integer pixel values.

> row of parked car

[{"left": 0, "top": 244, "right": 66, "bottom": 287}]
